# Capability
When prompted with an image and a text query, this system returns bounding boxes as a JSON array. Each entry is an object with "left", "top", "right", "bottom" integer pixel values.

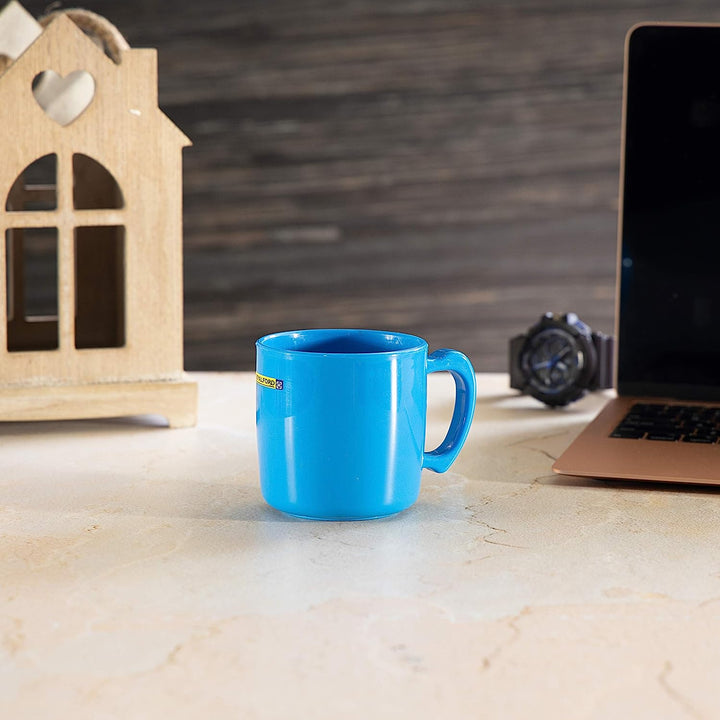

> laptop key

[
  {"left": 646, "top": 432, "right": 682, "bottom": 441},
  {"left": 682, "top": 435, "right": 717, "bottom": 444},
  {"left": 610, "top": 427, "right": 646, "bottom": 439},
  {"left": 622, "top": 419, "right": 656, "bottom": 428}
]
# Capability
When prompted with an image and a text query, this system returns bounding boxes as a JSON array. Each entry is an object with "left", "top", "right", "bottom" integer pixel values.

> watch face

[{"left": 521, "top": 328, "right": 585, "bottom": 398}]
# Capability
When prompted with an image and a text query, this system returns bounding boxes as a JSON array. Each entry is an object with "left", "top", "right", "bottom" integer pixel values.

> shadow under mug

[{"left": 256, "top": 329, "right": 476, "bottom": 520}]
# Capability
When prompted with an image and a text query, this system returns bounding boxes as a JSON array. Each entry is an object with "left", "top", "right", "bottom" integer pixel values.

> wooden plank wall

[{"left": 20, "top": 0, "right": 720, "bottom": 370}]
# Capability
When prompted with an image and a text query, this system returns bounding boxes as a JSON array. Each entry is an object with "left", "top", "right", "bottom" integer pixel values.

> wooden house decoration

[{"left": 0, "top": 4, "right": 196, "bottom": 427}]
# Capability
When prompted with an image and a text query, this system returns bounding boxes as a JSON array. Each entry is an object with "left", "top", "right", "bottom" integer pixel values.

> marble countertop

[{"left": 2, "top": 372, "right": 720, "bottom": 719}]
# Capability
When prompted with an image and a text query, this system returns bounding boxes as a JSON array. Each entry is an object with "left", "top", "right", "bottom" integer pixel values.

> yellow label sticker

[{"left": 256, "top": 372, "right": 284, "bottom": 390}]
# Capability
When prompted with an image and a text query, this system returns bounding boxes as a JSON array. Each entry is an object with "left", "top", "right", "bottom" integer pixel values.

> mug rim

[{"left": 256, "top": 328, "right": 428, "bottom": 357}]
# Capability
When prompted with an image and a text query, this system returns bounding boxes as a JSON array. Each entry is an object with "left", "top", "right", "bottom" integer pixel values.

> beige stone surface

[{"left": 1, "top": 372, "right": 720, "bottom": 719}]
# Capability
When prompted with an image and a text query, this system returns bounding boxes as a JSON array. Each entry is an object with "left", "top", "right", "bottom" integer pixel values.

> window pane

[
  {"left": 73, "top": 154, "right": 124, "bottom": 210},
  {"left": 6, "top": 227, "right": 59, "bottom": 352},
  {"left": 5, "top": 154, "right": 57, "bottom": 211},
  {"left": 75, "top": 226, "right": 125, "bottom": 349}
]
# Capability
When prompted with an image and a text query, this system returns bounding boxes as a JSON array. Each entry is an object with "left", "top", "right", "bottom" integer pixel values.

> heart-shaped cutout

[{"left": 32, "top": 70, "right": 95, "bottom": 126}]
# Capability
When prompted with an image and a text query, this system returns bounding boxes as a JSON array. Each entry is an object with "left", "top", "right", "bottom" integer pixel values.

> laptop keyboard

[{"left": 610, "top": 403, "right": 720, "bottom": 443}]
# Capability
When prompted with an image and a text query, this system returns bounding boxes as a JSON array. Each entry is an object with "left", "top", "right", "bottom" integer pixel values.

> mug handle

[{"left": 423, "top": 349, "right": 477, "bottom": 473}]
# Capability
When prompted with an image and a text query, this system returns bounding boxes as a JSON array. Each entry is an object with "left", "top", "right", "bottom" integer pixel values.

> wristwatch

[{"left": 509, "top": 312, "right": 614, "bottom": 406}]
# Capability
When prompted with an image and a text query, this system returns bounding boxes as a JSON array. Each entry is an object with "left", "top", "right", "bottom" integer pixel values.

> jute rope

[
  {"left": 39, "top": 8, "right": 130, "bottom": 64},
  {"left": 0, "top": 7, "right": 129, "bottom": 75}
]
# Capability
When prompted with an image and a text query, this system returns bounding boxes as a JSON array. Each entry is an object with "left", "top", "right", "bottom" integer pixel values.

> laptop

[{"left": 553, "top": 23, "right": 720, "bottom": 485}]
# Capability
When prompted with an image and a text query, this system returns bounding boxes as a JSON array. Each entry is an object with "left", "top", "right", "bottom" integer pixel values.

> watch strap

[
  {"left": 509, "top": 334, "right": 526, "bottom": 390},
  {"left": 590, "top": 331, "right": 614, "bottom": 390}
]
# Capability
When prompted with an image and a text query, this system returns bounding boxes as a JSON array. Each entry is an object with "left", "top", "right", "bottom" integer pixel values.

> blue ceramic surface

[{"left": 256, "top": 329, "right": 476, "bottom": 520}]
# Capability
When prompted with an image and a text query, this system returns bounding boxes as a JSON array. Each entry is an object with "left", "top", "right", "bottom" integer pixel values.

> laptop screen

[{"left": 618, "top": 24, "right": 720, "bottom": 400}]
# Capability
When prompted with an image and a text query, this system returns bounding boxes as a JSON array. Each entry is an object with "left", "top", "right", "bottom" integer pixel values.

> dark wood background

[{"left": 20, "top": 0, "right": 720, "bottom": 370}]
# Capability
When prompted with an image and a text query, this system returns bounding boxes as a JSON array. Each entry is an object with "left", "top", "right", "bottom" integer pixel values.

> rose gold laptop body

[
  {"left": 553, "top": 395, "right": 720, "bottom": 484},
  {"left": 553, "top": 23, "right": 720, "bottom": 485}
]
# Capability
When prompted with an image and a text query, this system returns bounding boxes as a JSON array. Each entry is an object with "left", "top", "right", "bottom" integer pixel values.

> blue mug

[{"left": 256, "top": 329, "right": 476, "bottom": 520}]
